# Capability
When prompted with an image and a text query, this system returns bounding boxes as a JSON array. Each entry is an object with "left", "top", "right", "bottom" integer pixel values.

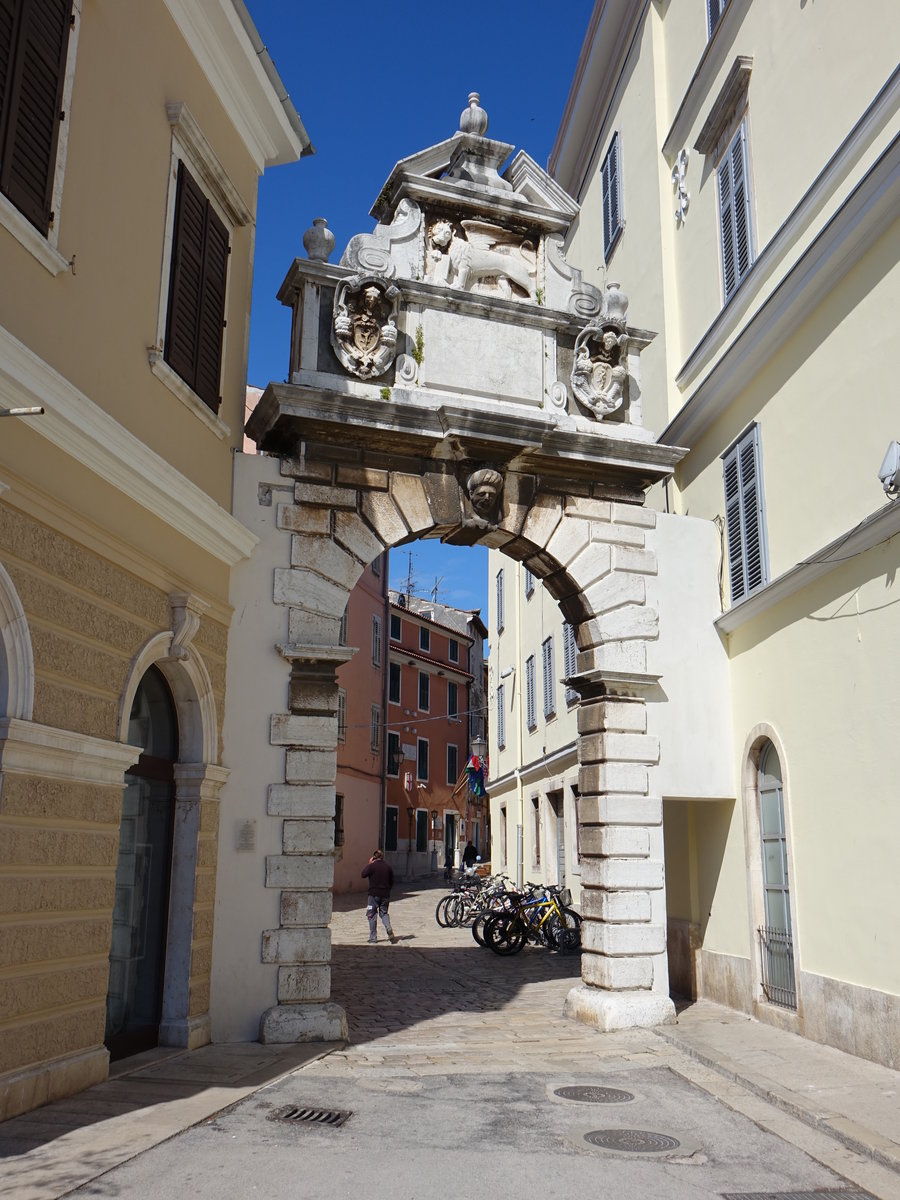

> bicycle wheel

[
  {"left": 435, "top": 895, "right": 454, "bottom": 927},
  {"left": 446, "top": 893, "right": 466, "bottom": 927},
  {"left": 549, "top": 906, "right": 582, "bottom": 953},
  {"left": 471, "top": 910, "right": 491, "bottom": 947},
  {"left": 485, "top": 914, "right": 527, "bottom": 955}
]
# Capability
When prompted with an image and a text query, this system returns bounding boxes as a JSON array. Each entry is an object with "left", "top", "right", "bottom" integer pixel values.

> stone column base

[
  {"left": 564, "top": 985, "right": 676, "bottom": 1032},
  {"left": 159, "top": 1012, "right": 212, "bottom": 1050},
  {"left": 259, "top": 1003, "right": 348, "bottom": 1044}
]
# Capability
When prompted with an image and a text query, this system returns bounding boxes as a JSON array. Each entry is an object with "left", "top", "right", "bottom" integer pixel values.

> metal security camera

[{"left": 877, "top": 440, "right": 900, "bottom": 497}]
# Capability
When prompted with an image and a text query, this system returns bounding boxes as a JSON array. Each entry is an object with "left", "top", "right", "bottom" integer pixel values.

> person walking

[
  {"left": 362, "top": 849, "right": 397, "bottom": 944},
  {"left": 462, "top": 840, "right": 478, "bottom": 869}
]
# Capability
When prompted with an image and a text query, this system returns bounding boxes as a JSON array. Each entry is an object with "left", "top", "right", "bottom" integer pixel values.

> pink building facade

[{"left": 333, "top": 554, "right": 388, "bottom": 892}]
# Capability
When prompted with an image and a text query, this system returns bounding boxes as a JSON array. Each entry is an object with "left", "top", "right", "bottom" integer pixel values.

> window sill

[
  {"left": 148, "top": 351, "right": 230, "bottom": 440},
  {"left": 0, "top": 194, "right": 71, "bottom": 276}
]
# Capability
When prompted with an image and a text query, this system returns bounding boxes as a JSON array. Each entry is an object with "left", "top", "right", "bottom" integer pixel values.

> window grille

[
  {"left": 757, "top": 925, "right": 796, "bottom": 1009},
  {"left": 525, "top": 655, "right": 536, "bottom": 729},
  {"left": 542, "top": 636, "right": 556, "bottom": 718},
  {"left": 718, "top": 121, "right": 753, "bottom": 302},
  {"left": 722, "top": 424, "right": 768, "bottom": 604},
  {"left": 601, "top": 132, "right": 623, "bottom": 260},
  {"left": 371, "top": 615, "right": 382, "bottom": 666}
]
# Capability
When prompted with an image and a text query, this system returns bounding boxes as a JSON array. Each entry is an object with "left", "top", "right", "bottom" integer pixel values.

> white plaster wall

[
  {"left": 211, "top": 452, "right": 292, "bottom": 1041},
  {"left": 646, "top": 512, "right": 734, "bottom": 801}
]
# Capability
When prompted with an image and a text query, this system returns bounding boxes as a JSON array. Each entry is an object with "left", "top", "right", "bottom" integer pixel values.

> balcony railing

[{"left": 757, "top": 924, "right": 796, "bottom": 1010}]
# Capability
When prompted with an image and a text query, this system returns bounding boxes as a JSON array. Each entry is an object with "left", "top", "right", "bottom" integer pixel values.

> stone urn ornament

[{"left": 302, "top": 217, "right": 335, "bottom": 262}]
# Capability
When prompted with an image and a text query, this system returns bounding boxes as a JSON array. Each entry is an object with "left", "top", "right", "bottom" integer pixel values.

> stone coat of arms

[{"left": 331, "top": 274, "right": 400, "bottom": 379}]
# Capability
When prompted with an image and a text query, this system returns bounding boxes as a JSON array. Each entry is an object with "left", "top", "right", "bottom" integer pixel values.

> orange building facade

[{"left": 383, "top": 594, "right": 485, "bottom": 877}]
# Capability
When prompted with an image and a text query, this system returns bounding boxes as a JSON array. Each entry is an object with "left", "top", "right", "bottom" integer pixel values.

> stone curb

[{"left": 652, "top": 1026, "right": 900, "bottom": 1177}]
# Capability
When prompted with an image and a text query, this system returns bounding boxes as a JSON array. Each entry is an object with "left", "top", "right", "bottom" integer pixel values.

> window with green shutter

[
  {"left": 722, "top": 424, "right": 769, "bottom": 604},
  {"left": 164, "top": 160, "right": 229, "bottom": 413},
  {"left": 0, "top": 0, "right": 72, "bottom": 235}
]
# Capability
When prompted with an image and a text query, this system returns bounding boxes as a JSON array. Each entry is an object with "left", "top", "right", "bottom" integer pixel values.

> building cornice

[
  {"left": 548, "top": 0, "right": 646, "bottom": 192},
  {"left": 162, "top": 0, "right": 311, "bottom": 170},
  {"left": 0, "top": 324, "right": 258, "bottom": 567},
  {"left": 661, "top": 128, "right": 900, "bottom": 449},
  {"left": 389, "top": 643, "right": 473, "bottom": 683},
  {"left": 716, "top": 499, "right": 900, "bottom": 635},
  {"left": 389, "top": 601, "right": 475, "bottom": 645}
]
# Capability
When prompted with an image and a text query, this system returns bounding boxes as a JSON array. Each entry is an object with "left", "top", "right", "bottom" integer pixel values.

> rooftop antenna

[
  {"left": 431, "top": 576, "right": 444, "bottom": 603},
  {"left": 405, "top": 551, "right": 415, "bottom": 602}
]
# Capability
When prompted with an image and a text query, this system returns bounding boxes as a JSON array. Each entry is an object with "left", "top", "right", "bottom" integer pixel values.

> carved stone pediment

[{"left": 331, "top": 275, "right": 400, "bottom": 380}]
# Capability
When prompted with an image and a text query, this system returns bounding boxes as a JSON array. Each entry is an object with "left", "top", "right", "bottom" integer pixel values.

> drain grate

[
  {"left": 270, "top": 1105, "right": 351, "bottom": 1128},
  {"left": 554, "top": 1085, "right": 634, "bottom": 1104},
  {"left": 722, "top": 1192, "right": 876, "bottom": 1200},
  {"left": 585, "top": 1128, "right": 681, "bottom": 1153}
]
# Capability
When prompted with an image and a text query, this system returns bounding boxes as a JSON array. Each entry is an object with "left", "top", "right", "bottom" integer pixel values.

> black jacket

[{"left": 361, "top": 859, "right": 394, "bottom": 898}]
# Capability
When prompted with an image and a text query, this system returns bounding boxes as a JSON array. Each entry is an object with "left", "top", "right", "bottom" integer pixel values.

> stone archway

[{"left": 244, "top": 95, "right": 685, "bottom": 1040}]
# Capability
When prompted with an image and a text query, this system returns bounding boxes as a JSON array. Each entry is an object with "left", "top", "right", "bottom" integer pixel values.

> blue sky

[{"left": 243, "top": 1, "right": 591, "bottom": 617}]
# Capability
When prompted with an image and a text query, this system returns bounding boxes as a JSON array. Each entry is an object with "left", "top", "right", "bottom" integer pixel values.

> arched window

[
  {"left": 756, "top": 741, "right": 796, "bottom": 1009},
  {"left": 105, "top": 666, "right": 179, "bottom": 1059}
]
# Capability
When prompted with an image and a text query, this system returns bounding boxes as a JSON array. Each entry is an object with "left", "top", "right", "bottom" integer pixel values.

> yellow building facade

[
  {"left": 0, "top": 0, "right": 308, "bottom": 1118},
  {"left": 490, "top": 0, "right": 900, "bottom": 1067}
]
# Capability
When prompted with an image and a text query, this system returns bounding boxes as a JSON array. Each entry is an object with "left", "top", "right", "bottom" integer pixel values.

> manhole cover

[
  {"left": 554, "top": 1085, "right": 634, "bottom": 1104},
  {"left": 269, "top": 1106, "right": 351, "bottom": 1128},
  {"left": 584, "top": 1128, "right": 681, "bottom": 1153}
]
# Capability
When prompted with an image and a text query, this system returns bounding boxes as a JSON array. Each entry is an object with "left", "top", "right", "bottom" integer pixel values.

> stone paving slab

[{"left": 2, "top": 877, "right": 899, "bottom": 1199}]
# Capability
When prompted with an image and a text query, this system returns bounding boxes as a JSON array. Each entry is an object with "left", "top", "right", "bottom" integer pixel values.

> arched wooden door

[{"left": 105, "top": 666, "right": 178, "bottom": 1059}]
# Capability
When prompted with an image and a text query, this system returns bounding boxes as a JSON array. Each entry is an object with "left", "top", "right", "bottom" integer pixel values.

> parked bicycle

[{"left": 482, "top": 883, "right": 581, "bottom": 955}]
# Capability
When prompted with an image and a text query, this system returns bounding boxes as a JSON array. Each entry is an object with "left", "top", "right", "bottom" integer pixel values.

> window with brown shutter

[
  {"left": 164, "top": 160, "right": 229, "bottom": 413},
  {"left": 0, "top": 0, "right": 72, "bottom": 235}
]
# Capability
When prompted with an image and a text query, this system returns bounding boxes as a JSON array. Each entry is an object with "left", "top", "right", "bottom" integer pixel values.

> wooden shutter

[
  {"left": 723, "top": 425, "right": 767, "bottom": 604},
  {"left": 165, "top": 160, "right": 229, "bottom": 413},
  {"left": 542, "top": 636, "right": 555, "bottom": 717},
  {"left": 563, "top": 623, "right": 578, "bottom": 704},
  {"left": 496, "top": 569, "right": 504, "bottom": 631},
  {"left": 707, "top": 0, "right": 725, "bottom": 36},
  {"left": 719, "top": 122, "right": 752, "bottom": 302},
  {"left": 0, "top": 0, "right": 72, "bottom": 234},
  {"left": 497, "top": 684, "right": 505, "bottom": 748},
  {"left": 602, "top": 132, "right": 621, "bottom": 259},
  {"left": 525, "top": 655, "right": 536, "bottom": 728}
]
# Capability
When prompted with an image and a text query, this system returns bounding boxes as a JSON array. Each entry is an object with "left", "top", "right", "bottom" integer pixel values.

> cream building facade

[
  {"left": 0, "top": 0, "right": 308, "bottom": 1118},
  {"left": 491, "top": 0, "right": 900, "bottom": 1067}
]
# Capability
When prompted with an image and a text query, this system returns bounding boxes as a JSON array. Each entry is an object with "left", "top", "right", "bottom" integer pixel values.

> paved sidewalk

[{"left": 1, "top": 876, "right": 898, "bottom": 1199}]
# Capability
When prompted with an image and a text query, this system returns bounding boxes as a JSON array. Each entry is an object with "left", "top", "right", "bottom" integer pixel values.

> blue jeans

[{"left": 366, "top": 895, "right": 393, "bottom": 939}]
